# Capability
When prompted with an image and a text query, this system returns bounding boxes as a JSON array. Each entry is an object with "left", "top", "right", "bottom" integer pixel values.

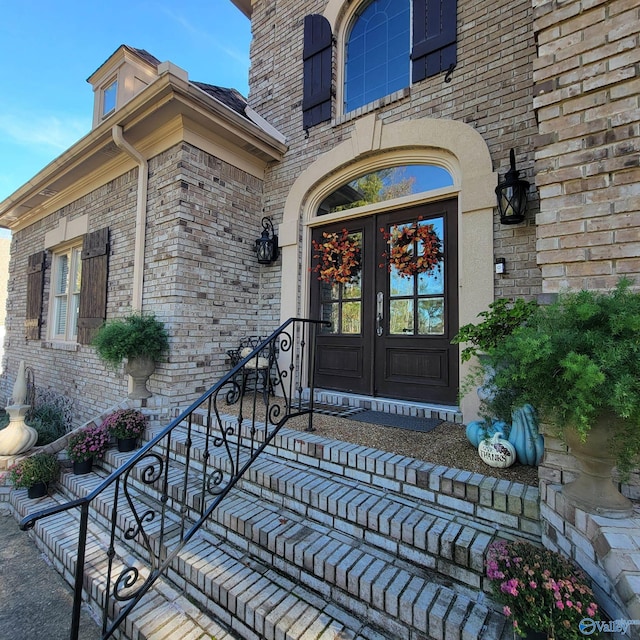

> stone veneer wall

[
  {"left": 248, "top": 0, "right": 543, "bottom": 305},
  {"left": 0, "top": 141, "right": 268, "bottom": 426},
  {"left": 533, "top": 0, "right": 640, "bottom": 630}
]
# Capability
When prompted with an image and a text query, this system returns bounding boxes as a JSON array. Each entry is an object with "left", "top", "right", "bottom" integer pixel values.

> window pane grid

[
  {"left": 345, "top": 0, "right": 410, "bottom": 113},
  {"left": 51, "top": 245, "right": 82, "bottom": 341}
]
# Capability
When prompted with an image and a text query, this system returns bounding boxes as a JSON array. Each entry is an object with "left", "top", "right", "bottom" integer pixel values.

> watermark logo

[{"left": 579, "top": 618, "right": 640, "bottom": 635}]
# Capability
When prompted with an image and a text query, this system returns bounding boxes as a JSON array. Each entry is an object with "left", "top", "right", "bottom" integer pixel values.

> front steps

[{"left": 6, "top": 410, "right": 541, "bottom": 639}]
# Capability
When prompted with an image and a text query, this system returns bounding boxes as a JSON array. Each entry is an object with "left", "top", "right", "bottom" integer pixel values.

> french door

[{"left": 311, "top": 199, "right": 458, "bottom": 404}]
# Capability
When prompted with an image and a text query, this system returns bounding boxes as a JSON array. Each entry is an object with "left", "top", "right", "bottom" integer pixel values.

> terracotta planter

[
  {"left": 73, "top": 458, "right": 93, "bottom": 475},
  {"left": 563, "top": 413, "right": 633, "bottom": 516},
  {"left": 125, "top": 356, "right": 155, "bottom": 399}
]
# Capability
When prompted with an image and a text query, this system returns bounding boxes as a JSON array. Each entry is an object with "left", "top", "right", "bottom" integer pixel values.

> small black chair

[{"left": 226, "top": 336, "right": 277, "bottom": 403}]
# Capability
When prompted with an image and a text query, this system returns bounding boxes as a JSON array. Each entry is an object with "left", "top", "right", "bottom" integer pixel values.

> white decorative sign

[{"left": 478, "top": 432, "right": 516, "bottom": 468}]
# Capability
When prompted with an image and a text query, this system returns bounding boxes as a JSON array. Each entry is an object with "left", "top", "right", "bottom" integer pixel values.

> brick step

[
  {"left": 145, "top": 416, "right": 537, "bottom": 591},
  {"left": 20, "top": 468, "right": 391, "bottom": 640},
  {"left": 10, "top": 485, "right": 237, "bottom": 640},
  {"left": 211, "top": 412, "right": 541, "bottom": 542},
  {"left": 58, "top": 462, "right": 511, "bottom": 640}
]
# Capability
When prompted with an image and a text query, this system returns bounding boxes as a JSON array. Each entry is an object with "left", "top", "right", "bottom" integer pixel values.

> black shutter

[
  {"left": 25, "top": 251, "right": 46, "bottom": 340},
  {"left": 77, "top": 227, "right": 109, "bottom": 345},
  {"left": 302, "top": 14, "right": 333, "bottom": 129},
  {"left": 411, "top": 0, "right": 457, "bottom": 83}
]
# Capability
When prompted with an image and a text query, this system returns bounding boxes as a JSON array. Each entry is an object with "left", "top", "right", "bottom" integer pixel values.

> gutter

[{"left": 112, "top": 125, "right": 147, "bottom": 312}]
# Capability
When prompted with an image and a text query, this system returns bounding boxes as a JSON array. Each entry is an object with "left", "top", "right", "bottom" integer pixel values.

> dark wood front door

[{"left": 311, "top": 199, "right": 458, "bottom": 404}]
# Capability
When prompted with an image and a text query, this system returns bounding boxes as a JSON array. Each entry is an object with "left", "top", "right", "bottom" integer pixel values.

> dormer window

[
  {"left": 102, "top": 79, "right": 118, "bottom": 117},
  {"left": 88, "top": 46, "right": 161, "bottom": 128}
]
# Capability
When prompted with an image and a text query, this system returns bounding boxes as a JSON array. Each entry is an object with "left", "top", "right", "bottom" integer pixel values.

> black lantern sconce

[
  {"left": 255, "top": 217, "right": 279, "bottom": 264},
  {"left": 495, "top": 149, "right": 529, "bottom": 225}
]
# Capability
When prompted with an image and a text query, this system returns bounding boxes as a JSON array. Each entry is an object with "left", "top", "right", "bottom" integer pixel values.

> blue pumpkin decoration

[
  {"left": 466, "top": 404, "right": 544, "bottom": 466},
  {"left": 508, "top": 404, "right": 544, "bottom": 466},
  {"left": 466, "top": 419, "right": 510, "bottom": 448}
]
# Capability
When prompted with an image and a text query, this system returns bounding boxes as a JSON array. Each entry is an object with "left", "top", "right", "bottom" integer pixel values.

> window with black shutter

[
  {"left": 303, "top": 0, "right": 458, "bottom": 121},
  {"left": 77, "top": 227, "right": 110, "bottom": 345},
  {"left": 302, "top": 14, "right": 333, "bottom": 129},
  {"left": 411, "top": 0, "right": 457, "bottom": 83},
  {"left": 25, "top": 251, "right": 46, "bottom": 340}
]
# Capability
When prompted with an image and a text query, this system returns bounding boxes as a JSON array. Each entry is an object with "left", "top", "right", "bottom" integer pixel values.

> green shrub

[
  {"left": 451, "top": 298, "right": 538, "bottom": 363},
  {"left": 479, "top": 279, "right": 640, "bottom": 476},
  {"left": 28, "top": 403, "right": 67, "bottom": 445},
  {"left": 9, "top": 453, "right": 59, "bottom": 488},
  {"left": 92, "top": 313, "right": 169, "bottom": 369}
]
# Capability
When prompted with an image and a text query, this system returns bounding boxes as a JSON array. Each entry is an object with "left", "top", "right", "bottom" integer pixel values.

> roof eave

[
  {"left": 229, "top": 0, "right": 252, "bottom": 18},
  {"left": 0, "top": 71, "right": 286, "bottom": 230}
]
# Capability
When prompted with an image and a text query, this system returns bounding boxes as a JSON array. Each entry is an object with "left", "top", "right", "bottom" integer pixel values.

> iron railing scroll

[{"left": 20, "top": 317, "right": 328, "bottom": 640}]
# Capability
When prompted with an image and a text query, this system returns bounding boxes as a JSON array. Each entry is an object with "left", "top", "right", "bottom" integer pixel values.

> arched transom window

[{"left": 318, "top": 164, "right": 454, "bottom": 215}]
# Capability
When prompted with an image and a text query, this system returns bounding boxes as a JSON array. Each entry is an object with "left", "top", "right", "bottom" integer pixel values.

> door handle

[{"left": 376, "top": 291, "right": 384, "bottom": 336}]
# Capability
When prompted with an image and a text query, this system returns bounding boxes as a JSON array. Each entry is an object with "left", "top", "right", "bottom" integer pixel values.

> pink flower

[
  {"left": 556, "top": 601, "right": 565, "bottom": 610},
  {"left": 503, "top": 606, "right": 512, "bottom": 617}
]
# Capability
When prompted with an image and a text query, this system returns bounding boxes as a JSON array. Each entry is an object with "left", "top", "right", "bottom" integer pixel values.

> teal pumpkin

[
  {"left": 508, "top": 404, "right": 544, "bottom": 466},
  {"left": 466, "top": 419, "right": 510, "bottom": 448}
]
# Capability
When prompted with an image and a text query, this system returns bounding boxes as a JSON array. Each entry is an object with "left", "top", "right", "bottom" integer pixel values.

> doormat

[
  {"left": 347, "top": 410, "right": 442, "bottom": 433},
  {"left": 299, "top": 401, "right": 367, "bottom": 418}
]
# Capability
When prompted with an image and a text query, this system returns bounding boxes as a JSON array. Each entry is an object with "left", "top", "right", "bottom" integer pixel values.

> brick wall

[
  {"left": 0, "top": 237, "right": 10, "bottom": 327},
  {"left": 1, "top": 142, "right": 266, "bottom": 425},
  {"left": 249, "top": 0, "right": 542, "bottom": 303},
  {"left": 533, "top": 0, "right": 640, "bottom": 293}
]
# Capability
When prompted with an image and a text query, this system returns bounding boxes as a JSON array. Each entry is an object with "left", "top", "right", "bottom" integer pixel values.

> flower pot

[
  {"left": 27, "top": 481, "right": 47, "bottom": 499},
  {"left": 125, "top": 356, "right": 155, "bottom": 399},
  {"left": 72, "top": 458, "right": 93, "bottom": 475},
  {"left": 117, "top": 437, "right": 138, "bottom": 453},
  {"left": 563, "top": 413, "right": 633, "bottom": 516}
]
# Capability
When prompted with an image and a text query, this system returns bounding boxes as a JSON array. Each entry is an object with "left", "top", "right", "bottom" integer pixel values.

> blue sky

[{"left": 0, "top": 0, "right": 251, "bottom": 207}]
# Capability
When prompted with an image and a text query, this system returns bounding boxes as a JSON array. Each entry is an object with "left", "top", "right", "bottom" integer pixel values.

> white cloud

[{"left": 0, "top": 112, "right": 90, "bottom": 153}]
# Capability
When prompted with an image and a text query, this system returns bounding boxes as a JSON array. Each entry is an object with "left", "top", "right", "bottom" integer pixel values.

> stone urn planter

[
  {"left": 563, "top": 414, "right": 633, "bottom": 516},
  {"left": 125, "top": 356, "right": 156, "bottom": 399},
  {"left": 92, "top": 314, "right": 168, "bottom": 400}
]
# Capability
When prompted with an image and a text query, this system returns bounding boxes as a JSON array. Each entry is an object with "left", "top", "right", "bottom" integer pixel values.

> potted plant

[
  {"left": 101, "top": 409, "right": 147, "bottom": 453},
  {"left": 475, "top": 279, "right": 640, "bottom": 512},
  {"left": 9, "top": 452, "right": 60, "bottom": 498},
  {"left": 452, "top": 297, "right": 538, "bottom": 364},
  {"left": 486, "top": 539, "right": 600, "bottom": 639},
  {"left": 66, "top": 423, "right": 110, "bottom": 475},
  {"left": 452, "top": 298, "right": 544, "bottom": 467},
  {"left": 92, "top": 313, "right": 169, "bottom": 399}
]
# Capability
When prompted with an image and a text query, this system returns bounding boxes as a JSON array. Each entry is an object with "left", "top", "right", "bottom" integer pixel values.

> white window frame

[
  {"left": 102, "top": 78, "right": 118, "bottom": 117},
  {"left": 48, "top": 242, "right": 82, "bottom": 343}
]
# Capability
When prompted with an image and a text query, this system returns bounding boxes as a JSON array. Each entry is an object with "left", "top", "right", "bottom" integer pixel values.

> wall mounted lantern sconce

[
  {"left": 255, "top": 217, "right": 279, "bottom": 264},
  {"left": 496, "top": 149, "right": 529, "bottom": 225}
]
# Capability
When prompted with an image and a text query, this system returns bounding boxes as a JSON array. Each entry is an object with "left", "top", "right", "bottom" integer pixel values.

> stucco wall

[{"left": 0, "top": 142, "right": 266, "bottom": 425}]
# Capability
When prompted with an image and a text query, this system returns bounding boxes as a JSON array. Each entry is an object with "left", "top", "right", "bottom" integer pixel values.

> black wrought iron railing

[{"left": 20, "top": 317, "right": 328, "bottom": 640}]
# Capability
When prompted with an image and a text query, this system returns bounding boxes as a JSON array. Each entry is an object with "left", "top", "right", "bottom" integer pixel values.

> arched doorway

[
  {"left": 309, "top": 166, "right": 458, "bottom": 403},
  {"left": 279, "top": 114, "right": 497, "bottom": 418}
]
